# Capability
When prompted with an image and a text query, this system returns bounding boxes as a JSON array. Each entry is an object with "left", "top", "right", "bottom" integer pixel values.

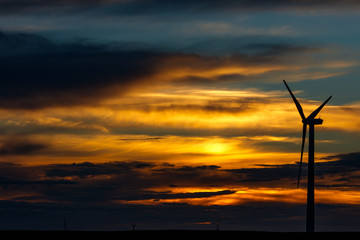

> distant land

[{"left": 1, "top": 230, "right": 358, "bottom": 235}]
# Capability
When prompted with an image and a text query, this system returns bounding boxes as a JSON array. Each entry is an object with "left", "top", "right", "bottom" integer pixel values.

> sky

[{"left": 1, "top": 0, "right": 360, "bottom": 232}]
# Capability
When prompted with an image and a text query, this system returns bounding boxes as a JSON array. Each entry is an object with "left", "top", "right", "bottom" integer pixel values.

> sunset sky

[{"left": 1, "top": 0, "right": 360, "bottom": 231}]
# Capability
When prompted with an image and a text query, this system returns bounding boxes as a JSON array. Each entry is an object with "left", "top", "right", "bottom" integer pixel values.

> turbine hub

[{"left": 303, "top": 118, "right": 323, "bottom": 125}]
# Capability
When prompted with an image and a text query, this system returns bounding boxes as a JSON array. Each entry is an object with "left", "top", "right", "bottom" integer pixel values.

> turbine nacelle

[{"left": 302, "top": 118, "right": 323, "bottom": 125}]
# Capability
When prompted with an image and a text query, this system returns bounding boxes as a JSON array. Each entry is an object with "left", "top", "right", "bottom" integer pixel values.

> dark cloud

[
  {"left": 8, "top": 162, "right": 235, "bottom": 205},
  {"left": 0, "top": 176, "right": 76, "bottom": 185},
  {"left": 115, "top": 0, "right": 360, "bottom": 13},
  {"left": 142, "top": 96, "right": 275, "bottom": 115},
  {"left": 39, "top": 152, "right": 360, "bottom": 193},
  {"left": 119, "top": 190, "right": 236, "bottom": 201},
  {"left": 44, "top": 161, "right": 156, "bottom": 178},
  {"left": 315, "top": 152, "right": 360, "bottom": 188},
  {"left": 321, "top": 152, "right": 360, "bottom": 164},
  {"left": 0, "top": 0, "right": 359, "bottom": 14},
  {"left": 0, "top": 0, "right": 110, "bottom": 14},
  {"left": 0, "top": 161, "right": 234, "bottom": 205},
  {"left": 118, "top": 137, "right": 164, "bottom": 142},
  {"left": 0, "top": 31, "right": 320, "bottom": 110},
  {"left": 242, "top": 43, "right": 321, "bottom": 57},
  {"left": 1, "top": 152, "right": 359, "bottom": 206},
  {"left": 229, "top": 163, "right": 299, "bottom": 187},
  {"left": 1, "top": 154, "right": 360, "bottom": 230},
  {"left": 0, "top": 137, "right": 49, "bottom": 156},
  {"left": 42, "top": 161, "right": 230, "bottom": 190},
  {"left": 182, "top": 38, "right": 321, "bottom": 56},
  {"left": 318, "top": 152, "right": 360, "bottom": 176},
  {"left": 229, "top": 152, "right": 360, "bottom": 189},
  {"left": 0, "top": 31, "right": 163, "bottom": 109},
  {"left": 3, "top": 156, "right": 356, "bottom": 230}
]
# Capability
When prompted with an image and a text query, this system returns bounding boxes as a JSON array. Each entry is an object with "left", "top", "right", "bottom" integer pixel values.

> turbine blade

[
  {"left": 307, "top": 95, "right": 332, "bottom": 120},
  {"left": 283, "top": 80, "right": 306, "bottom": 120},
  {"left": 297, "top": 123, "right": 307, "bottom": 189}
]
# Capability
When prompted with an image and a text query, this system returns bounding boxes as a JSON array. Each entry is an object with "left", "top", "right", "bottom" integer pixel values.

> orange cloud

[
  {"left": 0, "top": 87, "right": 359, "bottom": 167},
  {"left": 115, "top": 187, "right": 360, "bottom": 206}
]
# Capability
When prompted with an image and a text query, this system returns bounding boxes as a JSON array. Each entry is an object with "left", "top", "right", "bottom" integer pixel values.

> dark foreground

[{"left": 1, "top": 230, "right": 358, "bottom": 236}]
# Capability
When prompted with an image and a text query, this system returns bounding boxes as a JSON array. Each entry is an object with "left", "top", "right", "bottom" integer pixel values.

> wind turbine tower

[{"left": 283, "top": 80, "right": 332, "bottom": 232}]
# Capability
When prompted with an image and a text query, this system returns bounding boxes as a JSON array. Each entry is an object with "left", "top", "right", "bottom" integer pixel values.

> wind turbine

[{"left": 283, "top": 80, "right": 332, "bottom": 232}]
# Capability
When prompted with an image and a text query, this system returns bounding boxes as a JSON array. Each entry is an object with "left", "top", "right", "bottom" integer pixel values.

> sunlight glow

[{"left": 115, "top": 187, "right": 360, "bottom": 206}]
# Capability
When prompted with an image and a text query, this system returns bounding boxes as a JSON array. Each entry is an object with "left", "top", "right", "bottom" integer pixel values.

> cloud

[
  {"left": 0, "top": 161, "right": 238, "bottom": 206},
  {"left": 0, "top": 177, "right": 76, "bottom": 185},
  {"left": 314, "top": 152, "right": 360, "bottom": 188},
  {"left": 112, "top": 0, "right": 360, "bottom": 17},
  {"left": 229, "top": 164, "right": 299, "bottom": 187},
  {"left": 0, "top": 136, "right": 49, "bottom": 156},
  {"left": 320, "top": 152, "right": 360, "bottom": 171},
  {"left": 2, "top": 152, "right": 359, "bottom": 205},
  {"left": 1, "top": 0, "right": 359, "bottom": 15},
  {"left": 0, "top": 32, "right": 166, "bottom": 109},
  {"left": 118, "top": 190, "right": 236, "bottom": 201},
  {"left": 42, "top": 161, "right": 229, "bottom": 188},
  {"left": 0, "top": 0, "right": 112, "bottom": 14},
  {"left": 0, "top": 31, "right": 324, "bottom": 110},
  {"left": 228, "top": 152, "right": 360, "bottom": 189},
  {"left": 0, "top": 161, "right": 234, "bottom": 204},
  {"left": 118, "top": 0, "right": 360, "bottom": 12},
  {"left": 1, "top": 153, "right": 360, "bottom": 230},
  {"left": 44, "top": 161, "right": 157, "bottom": 178}
]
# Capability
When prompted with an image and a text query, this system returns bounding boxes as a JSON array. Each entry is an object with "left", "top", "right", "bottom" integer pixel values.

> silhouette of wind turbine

[{"left": 283, "top": 80, "right": 332, "bottom": 232}]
